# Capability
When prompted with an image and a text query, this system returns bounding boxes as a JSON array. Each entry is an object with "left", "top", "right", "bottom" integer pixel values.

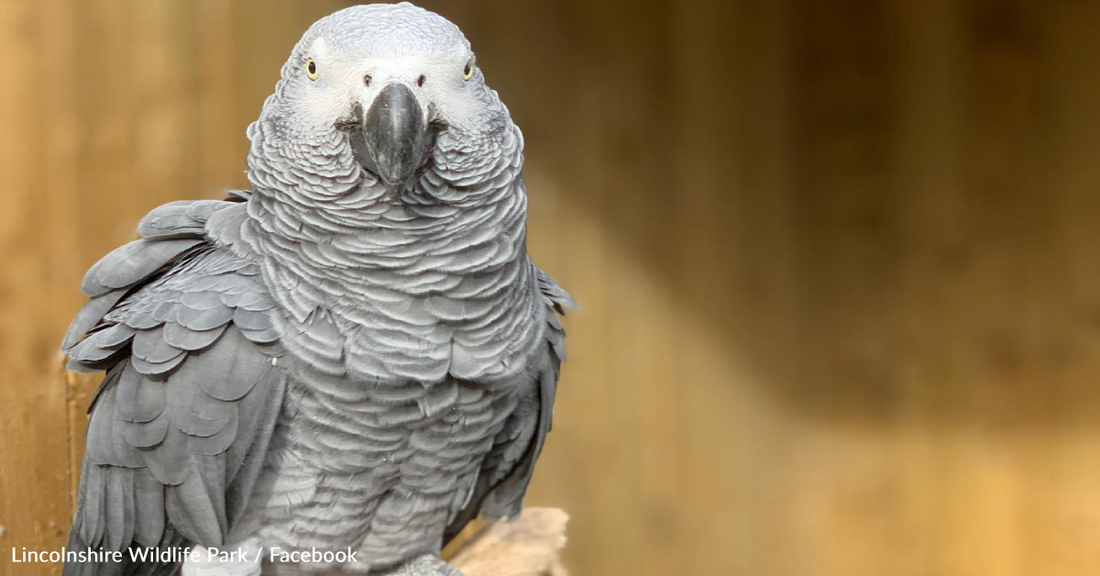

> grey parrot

[{"left": 61, "top": 3, "right": 572, "bottom": 575}]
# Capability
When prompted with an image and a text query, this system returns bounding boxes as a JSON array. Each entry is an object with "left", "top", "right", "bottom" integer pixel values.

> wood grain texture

[
  {"left": 0, "top": 1, "right": 80, "bottom": 572},
  {"left": 449, "top": 508, "right": 568, "bottom": 576},
  {"left": 3, "top": 1, "right": 1100, "bottom": 575}
]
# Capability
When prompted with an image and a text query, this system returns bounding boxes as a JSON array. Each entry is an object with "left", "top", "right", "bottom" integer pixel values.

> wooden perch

[{"left": 447, "top": 508, "right": 569, "bottom": 576}]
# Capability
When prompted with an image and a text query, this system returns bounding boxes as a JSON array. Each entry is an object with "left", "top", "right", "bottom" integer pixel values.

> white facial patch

[{"left": 308, "top": 37, "right": 331, "bottom": 62}]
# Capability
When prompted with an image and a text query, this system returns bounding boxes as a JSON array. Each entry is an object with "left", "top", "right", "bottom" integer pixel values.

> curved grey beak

[{"left": 353, "top": 83, "right": 435, "bottom": 186}]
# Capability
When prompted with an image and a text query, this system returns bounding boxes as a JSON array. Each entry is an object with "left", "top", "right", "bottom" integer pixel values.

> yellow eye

[
  {"left": 462, "top": 59, "right": 475, "bottom": 81},
  {"left": 306, "top": 58, "right": 319, "bottom": 81}
]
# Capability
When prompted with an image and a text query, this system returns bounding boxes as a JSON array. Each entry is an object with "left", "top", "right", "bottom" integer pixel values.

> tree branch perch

[{"left": 447, "top": 508, "right": 569, "bottom": 576}]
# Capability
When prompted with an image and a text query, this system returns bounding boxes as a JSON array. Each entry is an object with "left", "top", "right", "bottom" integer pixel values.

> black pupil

[
  {"left": 308, "top": 61, "right": 316, "bottom": 74},
  {"left": 465, "top": 63, "right": 472, "bottom": 75}
]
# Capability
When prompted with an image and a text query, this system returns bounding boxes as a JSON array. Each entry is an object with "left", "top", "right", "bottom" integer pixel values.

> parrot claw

[{"left": 373, "top": 554, "right": 463, "bottom": 576}]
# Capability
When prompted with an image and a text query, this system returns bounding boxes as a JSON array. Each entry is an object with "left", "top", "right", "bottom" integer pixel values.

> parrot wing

[
  {"left": 62, "top": 199, "right": 286, "bottom": 576},
  {"left": 444, "top": 267, "right": 573, "bottom": 542}
]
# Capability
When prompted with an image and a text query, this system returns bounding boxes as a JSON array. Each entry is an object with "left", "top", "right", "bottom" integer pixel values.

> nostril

[
  {"left": 416, "top": 74, "right": 426, "bottom": 87},
  {"left": 363, "top": 74, "right": 372, "bottom": 86}
]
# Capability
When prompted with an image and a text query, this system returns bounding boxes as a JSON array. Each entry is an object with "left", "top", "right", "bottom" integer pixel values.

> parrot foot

[{"left": 373, "top": 554, "right": 463, "bottom": 576}]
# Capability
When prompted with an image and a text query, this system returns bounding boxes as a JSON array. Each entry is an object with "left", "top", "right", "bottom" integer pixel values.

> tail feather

[
  {"left": 63, "top": 524, "right": 184, "bottom": 576},
  {"left": 63, "top": 528, "right": 124, "bottom": 576}
]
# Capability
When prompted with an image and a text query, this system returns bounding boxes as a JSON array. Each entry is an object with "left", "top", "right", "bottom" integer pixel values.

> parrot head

[{"left": 249, "top": 2, "right": 513, "bottom": 199}]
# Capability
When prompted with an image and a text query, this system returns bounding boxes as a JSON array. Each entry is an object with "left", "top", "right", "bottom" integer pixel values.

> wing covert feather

[{"left": 63, "top": 199, "right": 285, "bottom": 576}]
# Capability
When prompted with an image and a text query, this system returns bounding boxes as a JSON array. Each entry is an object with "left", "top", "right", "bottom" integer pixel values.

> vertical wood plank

[
  {"left": 0, "top": 2, "right": 75, "bottom": 574},
  {"left": 196, "top": 0, "right": 247, "bottom": 195},
  {"left": 38, "top": 0, "right": 87, "bottom": 510}
]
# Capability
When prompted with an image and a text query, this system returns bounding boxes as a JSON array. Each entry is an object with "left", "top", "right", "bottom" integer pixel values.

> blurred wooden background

[{"left": 3, "top": 0, "right": 1100, "bottom": 575}]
